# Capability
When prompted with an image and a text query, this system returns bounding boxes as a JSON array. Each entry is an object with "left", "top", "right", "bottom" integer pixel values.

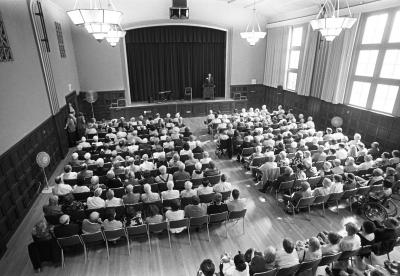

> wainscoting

[
  {"left": 232, "top": 84, "right": 400, "bottom": 152},
  {"left": 0, "top": 105, "right": 69, "bottom": 258}
]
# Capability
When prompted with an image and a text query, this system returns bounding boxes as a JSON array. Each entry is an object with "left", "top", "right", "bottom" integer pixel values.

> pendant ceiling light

[
  {"left": 240, "top": 0, "right": 266, "bottom": 46},
  {"left": 310, "top": 0, "right": 357, "bottom": 41},
  {"left": 67, "top": 0, "right": 125, "bottom": 46}
]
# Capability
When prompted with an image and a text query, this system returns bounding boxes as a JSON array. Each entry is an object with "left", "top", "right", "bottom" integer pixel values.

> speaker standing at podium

[{"left": 203, "top": 73, "right": 215, "bottom": 100}]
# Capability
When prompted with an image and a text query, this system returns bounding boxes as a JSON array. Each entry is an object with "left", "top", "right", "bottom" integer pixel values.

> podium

[{"left": 202, "top": 85, "right": 215, "bottom": 100}]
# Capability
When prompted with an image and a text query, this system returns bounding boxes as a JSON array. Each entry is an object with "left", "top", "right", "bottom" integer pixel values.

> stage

[{"left": 109, "top": 98, "right": 247, "bottom": 118}]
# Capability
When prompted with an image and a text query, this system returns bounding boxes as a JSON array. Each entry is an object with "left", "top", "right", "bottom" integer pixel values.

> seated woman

[
  {"left": 384, "top": 167, "right": 396, "bottom": 184},
  {"left": 263, "top": 246, "right": 277, "bottom": 272},
  {"left": 296, "top": 237, "right": 322, "bottom": 262},
  {"left": 273, "top": 167, "right": 295, "bottom": 190},
  {"left": 207, "top": 193, "right": 228, "bottom": 215},
  {"left": 169, "top": 153, "right": 181, "bottom": 167},
  {"left": 200, "top": 152, "right": 212, "bottom": 164},
  {"left": 342, "top": 173, "right": 357, "bottom": 190},
  {"left": 141, "top": 183, "right": 160, "bottom": 203},
  {"left": 139, "top": 170, "right": 155, "bottom": 185},
  {"left": 312, "top": 178, "right": 332, "bottom": 196},
  {"left": 283, "top": 182, "right": 312, "bottom": 208},
  {"left": 185, "top": 152, "right": 198, "bottom": 166},
  {"left": 181, "top": 181, "right": 197, "bottom": 198},
  {"left": 390, "top": 150, "right": 400, "bottom": 165},
  {"left": 161, "top": 181, "right": 180, "bottom": 200},
  {"left": 319, "top": 161, "right": 333, "bottom": 177},
  {"left": 277, "top": 151, "right": 290, "bottom": 167},
  {"left": 344, "top": 157, "right": 358, "bottom": 173},
  {"left": 220, "top": 251, "right": 250, "bottom": 276},
  {"left": 165, "top": 199, "right": 185, "bottom": 234},
  {"left": 197, "top": 179, "right": 214, "bottom": 196},
  {"left": 155, "top": 165, "right": 172, "bottom": 183},
  {"left": 102, "top": 208, "right": 123, "bottom": 236},
  {"left": 180, "top": 142, "right": 192, "bottom": 156},
  {"left": 192, "top": 162, "right": 204, "bottom": 179},
  {"left": 203, "top": 161, "right": 220, "bottom": 177},
  {"left": 145, "top": 205, "right": 164, "bottom": 225},
  {"left": 317, "top": 231, "right": 341, "bottom": 255},
  {"left": 368, "top": 168, "right": 384, "bottom": 186},
  {"left": 105, "top": 189, "right": 122, "bottom": 207},
  {"left": 331, "top": 159, "right": 344, "bottom": 175}
]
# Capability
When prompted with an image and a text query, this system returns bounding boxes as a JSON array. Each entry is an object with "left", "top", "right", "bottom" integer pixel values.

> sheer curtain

[
  {"left": 263, "top": 26, "right": 290, "bottom": 88},
  {"left": 296, "top": 24, "right": 319, "bottom": 96},
  {"left": 320, "top": 14, "right": 361, "bottom": 104}
]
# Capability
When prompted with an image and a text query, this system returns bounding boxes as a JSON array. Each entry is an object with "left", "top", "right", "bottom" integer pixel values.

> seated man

[
  {"left": 122, "top": 184, "right": 140, "bottom": 204},
  {"left": 82, "top": 211, "right": 102, "bottom": 234},
  {"left": 227, "top": 189, "right": 246, "bottom": 212},
  {"left": 161, "top": 181, "right": 180, "bottom": 200},
  {"left": 86, "top": 188, "right": 106, "bottom": 209},
  {"left": 53, "top": 215, "right": 80, "bottom": 238},
  {"left": 275, "top": 238, "right": 299, "bottom": 268},
  {"left": 52, "top": 176, "right": 72, "bottom": 196},
  {"left": 173, "top": 162, "right": 190, "bottom": 181},
  {"left": 141, "top": 183, "right": 160, "bottom": 203},
  {"left": 102, "top": 208, "right": 123, "bottom": 236},
  {"left": 42, "top": 195, "right": 63, "bottom": 216},
  {"left": 213, "top": 174, "right": 232, "bottom": 193}
]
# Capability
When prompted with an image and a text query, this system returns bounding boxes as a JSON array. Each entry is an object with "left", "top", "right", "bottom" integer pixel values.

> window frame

[
  {"left": 345, "top": 8, "right": 400, "bottom": 116},
  {"left": 285, "top": 25, "right": 306, "bottom": 92}
]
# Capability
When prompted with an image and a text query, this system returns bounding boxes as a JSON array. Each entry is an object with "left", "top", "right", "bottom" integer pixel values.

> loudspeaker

[{"left": 169, "top": 7, "right": 189, "bottom": 19}]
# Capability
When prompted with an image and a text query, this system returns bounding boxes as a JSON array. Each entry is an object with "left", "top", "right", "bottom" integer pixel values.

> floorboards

[{"left": 0, "top": 117, "right": 398, "bottom": 275}]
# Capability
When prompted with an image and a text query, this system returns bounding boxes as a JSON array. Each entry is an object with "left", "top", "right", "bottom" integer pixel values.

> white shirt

[
  {"left": 140, "top": 161, "right": 155, "bottom": 171},
  {"left": 336, "top": 149, "right": 348, "bottom": 160},
  {"left": 161, "top": 190, "right": 180, "bottom": 200},
  {"left": 213, "top": 181, "right": 232, "bottom": 193},
  {"left": 52, "top": 183, "right": 72, "bottom": 196},
  {"left": 105, "top": 197, "right": 122, "bottom": 207},
  {"left": 87, "top": 196, "right": 106, "bottom": 209},
  {"left": 63, "top": 172, "right": 77, "bottom": 180},
  {"left": 330, "top": 182, "right": 344, "bottom": 193},
  {"left": 165, "top": 210, "right": 185, "bottom": 233}
]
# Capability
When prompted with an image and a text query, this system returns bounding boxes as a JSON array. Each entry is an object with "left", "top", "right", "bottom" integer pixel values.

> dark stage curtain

[{"left": 125, "top": 25, "right": 226, "bottom": 102}]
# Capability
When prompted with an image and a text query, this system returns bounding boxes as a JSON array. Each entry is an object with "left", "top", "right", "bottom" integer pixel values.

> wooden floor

[{"left": 0, "top": 117, "right": 398, "bottom": 276}]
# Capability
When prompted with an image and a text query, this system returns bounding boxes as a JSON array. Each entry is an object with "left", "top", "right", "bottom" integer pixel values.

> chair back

[
  {"left": 296, "top": 197, "right": 315, "bottom": 208},
  {"left": 241, "top": 147, "right": 255, "bottom": 157},
  {"left": 199, "top": 193, "right": 216, "bottom": 204},
  {"left": 193, "top": 153, "right": 203, "bottom": 160},
  {"left": 296, "top": 259, "right": 321, "bottom": 273},
  {"left": 313, "top": 194, "right": 330, "bottom": 205},
  {"left": 228, "top": 209, "right": 247, "bottom": 220},
  {"left": 220, "top": 190, "right": 232, "bottom": 201},
  {"left": 157, "top": 182, "right": 168, "bottom": 192},
  {"left": 103, "top": 228, "right": 126, "bottom": 240},
  {"left": 208, "top": 211, "right": 228, "bottom": 224},
  {"left": 174, "top": 179, "right": 188, "bottom": 191},
  {"left": 85, "top": 208, "right": 105, "bottom": 218},
  {"left": 111, "top": 187, "right": 125, "bottom": 198},
  {"left": 150, "top": 183, "right": 159, "bottom": 193},
  {"left": 125, "top": 202, "right": 143, "bottom": 212},
  {"left": 185, "top": 164, "right": 195, "bottom": 175},
  {"left": 81, "top": 231, "right": 104, "bottom": 243},
  {"left": 328, "top": 192, "right": 344, "bottom": 202},
  {"left": 251, "top": 157, "right": 268, "bottom": 167},
  {"left": 275, "top": 264, "right": 301, "bottom": 276},
  {"left": 126, "top": 224, "right": 148, "bottom": 236},
  {"left": 189, "top": 215, "right": 209, "bottom": 227},
  {"left": 63, "top": 179, "right": 77, "bottom": 186},
  {"left": 57, "top": 235, "right": 82, "bottom": 247},
  {"left": 338, "top": 249, "right": 359, "bottom": 261},
  {"left": 73, "top": 192, "right": 93, "bottom": 202},
  {"left": 357, "top": 245, "right": 372, "bottom": 256},
  {"left": 180, "top": 155, "right": 189, "bottom": 163},
  {"left": 318, "top": 252, "right": 341, "bottom": 266},
  {"left": 45, "top": 214, "right": 62, "bottom": 225},
  {"left": 356, "top": 186, "right": 371, "bottom": 196},
  {"left": 253, "top": 269, "right": 276, "bottom": 276},
  {"left": 163, "top": 198, "right": 180, "bottom": 208},
  {"left": 148, "top": 221, "right": 169, "bottom": 233},
  {"left": 278, "top": 180, "right": 294, "bottom": 192},
  {"left": 191, "top": 178, "right": 204, "bottom": 188},
  {"left": 307, "top": 176, "right": 322, "bottom": 188},
  {"left": 341, "top": 189, "right": 358, "bottom": 199},
  {"left": 370, "top": 184, "right": 383, "bottom": 193},
  {"left": 207, "top": 174, "right": 221, "bottom": 185},
  {"left": 169, "top": 218, "right": 189, "bottom": 229}
]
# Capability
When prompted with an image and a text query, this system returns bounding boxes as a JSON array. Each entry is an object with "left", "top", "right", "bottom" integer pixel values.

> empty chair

[
  {"left": 208, "top": 211, "right": 228, "bottom": 238},
  {"left": 103, "top": 228, "right": 130, "bottom": 259},
  {"left": 275, "top": 263, "right": 301, "bottom": 276},
  {"left": 80, "top": 231, "right": 106, "bottom": 261},
  {"left": 73, "top": 192, "right": 93, "bottom": 202},
  {"left": 275, "top": 180, "right": 294, "bottom": 199},
  {"left": 199, "top": 193, "right": 216, "bottom": 204},
  {"left": 169, "top": 218, "right": 191, "bottom": 245},
  {"left": 56, "top": 235, "right": 85, "bottom": 267},
  {"left": 296, "top": 258, "right": 321, "bottom": 275},
  {"left": 307, "top": 176, "right": 322, "bottom": 188},
  {"left": 189, "top": 215, "right": 210, "bottom": 242},
  {"left": 228, "top": 209, "right": 247, "bottom": 234},
  {"left": 318, "top": 252, "right": 341, "bottom": 268},
  {"left": 126, "top": 224, "right": 150, "bottom": 251},
  {"left": 174, "top": 179, "right": 187, "bottom": 191},
  {"left": 148, "top": 221, "right": 171, "bottom": 251},
  {"left": 191, "top": 178, "right": 204, "bottom": 188},
  {"left": 207, "top": 174, "right": 221, "bottom": 185},
  {"left": 220, "top": 190, "right": 232, "bottom": 202}
]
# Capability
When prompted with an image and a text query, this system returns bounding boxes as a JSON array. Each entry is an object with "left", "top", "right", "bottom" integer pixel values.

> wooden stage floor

[{"left": 0, "top": 117, "right": 398, "bottom": 276}]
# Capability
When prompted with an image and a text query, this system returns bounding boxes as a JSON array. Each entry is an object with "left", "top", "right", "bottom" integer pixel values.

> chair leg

[
  {"left": 147, "top": 232, "right": 151, "bottom": 252},
  {"left": 349, "top": 198, "right": 353, "bottom": 213},
  {"left": 61, "top": 249, "right": 64, "bottom": 268},
  {"left": 83, "top": 244, "right": 87, "bottom": 264},
  {"left": 242, "top": 218, "right": 245, "bottom": 234},
  {"left": 336, "top": 201, "right": 339, "bottom": 215},
  {"left": 187, "top": 227, "right": 191, "bottom": 246},
  {"left": 322, "top": 203, "right": 325, "bottom": 216},
  {"left": 206, "top": 224, "right": 210, "bottom": 242},
  {"left": 126, "top": 236, "right": 131, "bottom": 256},
  {"left": 105, "top": 240, "right": 110, "bottom": 260},
  {"left": 225, "top": 221, "right": 228, "bottom": 239},
  {"left": 167, "top": 231, "right": 171, "bottom": 248}
]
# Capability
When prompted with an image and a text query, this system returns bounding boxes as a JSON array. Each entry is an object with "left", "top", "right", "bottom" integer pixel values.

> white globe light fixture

[
  {"left": 240, "top": 0, "right": 266, "bottom": 46},
  {"left": 310, "top": 0, "right": 357, "bottom": 42}
]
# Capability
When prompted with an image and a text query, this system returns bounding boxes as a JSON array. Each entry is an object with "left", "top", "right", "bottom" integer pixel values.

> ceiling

[{"left": 51, "top": 0, "right": 389, "bottom": 25}]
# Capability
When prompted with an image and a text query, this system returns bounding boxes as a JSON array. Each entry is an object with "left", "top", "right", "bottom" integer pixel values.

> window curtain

[
  {"left": 263, "top": 26, "right": 290, "bottom": 88},
  {"left": 296, "top": 24, "right": 319, "bottom": 96},
  {"left": 125, "top": 26, "right": 226, "bottom": 102},
  {"left": 319, "top": 13, "right": 361, "bottom": 104}
]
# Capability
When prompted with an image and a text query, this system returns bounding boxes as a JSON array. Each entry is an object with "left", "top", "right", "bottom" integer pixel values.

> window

[
  {"left": 55, "top": 22, "right": 66, "bottom": 58},
  {"left": 285, "top": 26, "right": 304, "bottom": 91},
  {"left": 0, "top": 11, "right": 13, "bottom": 62},
  {"left": 346, "top": 8, "right": 400, "bottom": 115}
]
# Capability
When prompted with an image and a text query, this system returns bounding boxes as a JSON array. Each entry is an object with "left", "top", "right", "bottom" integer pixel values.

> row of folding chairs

[
  {"left": 283, "top": 184, "right": 384, "bottom": 217},
  {"left": 56, "top": 209, "right": 247, "bottom": 267}
]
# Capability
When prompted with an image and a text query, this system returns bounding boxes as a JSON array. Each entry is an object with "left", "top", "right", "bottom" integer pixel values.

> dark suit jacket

[
  {"left": 207, "top": 203, "right": 228, "bottom": 215},
  {"left": 106, "top": 178, "right": 123, "bottom": 189},
  {"left": 192, "top": 147, "right": 204, "bottom": 154},
  {"left": 95, "top": 167, "right": 108, "bottom": 176},
  {"left": 54, "top": 223, "right": 80, "bottom": 238}
]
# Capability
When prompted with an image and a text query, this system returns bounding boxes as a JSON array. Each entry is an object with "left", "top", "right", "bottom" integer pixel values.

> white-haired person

[
  {"left": 213, "top": 174, "right": 232, "bottom": 193},
  {"left": 54, "top": 214, "right": 80, "bottom": 238},
  {"left": 169, "top": 153, "right": 181, "bottom": 167},
  {"left": 70, "top": 152, "right": 81, "bottom": 166},
  {"left": 83, "top": 152, "right": 95, "bottom": 165},
  {"left": 87, "top": 188, "right": 105, "bottom": 209},
  {"left": 90, "top": 176, "right": 106, "bottom": 191},
  {"left": 349, "top": 133, "right": 362, "bottom": 147},
  {"left": 312, "top": 178, "right": 332, "bottom": 197},
  {"left": 192, "top": 162, "right": 204, "bottom": 179},
  {"left": 105, "top": 171, "right": 123, "bottom": 189},
  {"left": 165, "top": 199, "right": 186, "bottom": 234},
  {"left": 105, "top": 189, "right": 122, "bottom": 207},
  {"left": 358, "top": 154, "right": 374, "bottom": 171},
  {"left": 82, "top": 211, "right": 102, "bottom": 234},
  {"left": 92, "top": 135, "right": 103, "bottom": 147},
  {"left": 141, "top": 184, "right": 160, "bottom": 203},
  {"left": 94, "top": 158, "right": 108, "bottom": 176},
  {"left": 200, "top": 152, "right": 212, "bottom": 164},
  {"left": 122, "top": 184, "right": 140, "bottom": 204},
  {"left": 78, "top": 136, "right": 91, "bottom": 148},
  {"left": 140, "top": 154, "right": 155, "bottom": 171},
  {"left": 181, "top": 181, "right": 197, "bottom": 198},
  {"left": 331, "top": 159, "right": 344, "bottom": 175},
  {"left": 344, "top": 157, "right": 358, "bottom": 173},
  {"left": 173, "top": 162, "right": 190, "bottom": 181},
  {"left": 155, "top": 165, "right": 173, "bottom": 183},
  {"left": 161, "top": 181, "right": 180, "bottom": 200}
]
